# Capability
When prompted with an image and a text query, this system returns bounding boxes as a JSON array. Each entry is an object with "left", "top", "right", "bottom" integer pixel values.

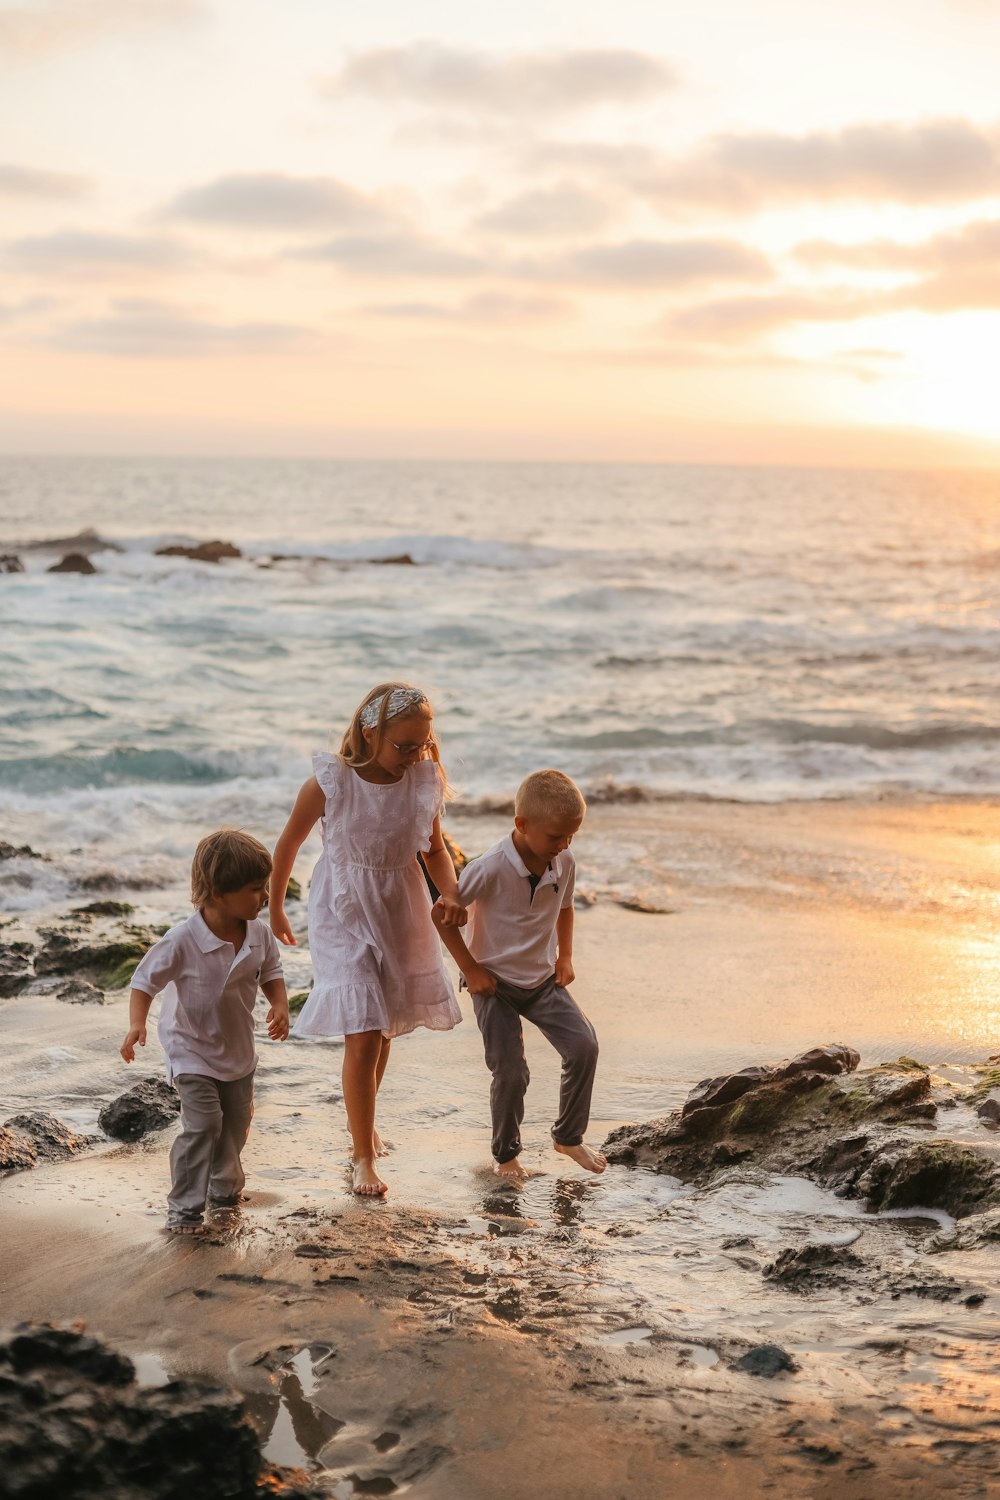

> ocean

[{"left": 2, "top": 456, "right": 999, "bottom": 913}]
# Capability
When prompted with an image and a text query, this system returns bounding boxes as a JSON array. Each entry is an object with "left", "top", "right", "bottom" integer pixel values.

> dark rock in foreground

[
  {"left": 1, "top": 1112, "right": 92, "bottom": 1173},
  {"left": 99, "top": 1079, "right": 180, "bottom": 1141},
  {"left": 155, "top": 540, "right": 241, "bottom": 563},
  {"left": 604, "top": 1044, "right": 1000, "bottom": 1220},
  {"left": 0, "top": 1323, "right": 322, "bottom": 1500},
  {"left": 734, "top": 1344, "right": 799, "bottom": 1377},
  {"left": 48, "top": 553, "right": 97, "bottom": 574},
  {"left": 0, "top": 554, "right": 24, "bottom": 573},
  {"left": 34, "top": 927, "right": 154, "bottom": 988},
  {"left": 56, "top": 978, "right": 106, "bottom": 1005}
]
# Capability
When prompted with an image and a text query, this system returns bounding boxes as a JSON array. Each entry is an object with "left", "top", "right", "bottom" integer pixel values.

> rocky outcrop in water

[
  {"left": 34, "top": 926, "right": 155, "bottom": 989},
  {"left": 0, "top": 942, "right": 34, "bottom": 997},
  {"left": 0, "top": 1323, "right": 323, "bottom": 1500},
  {"left": 99, "top": 1079, "right": 180, "bottom": 1141},
  {"left": 48, "top": 553, "right": 97, "bottom": 574},
  {"left": 0, "top": 554, "right": 23, "bottom": 573},
  {"left": 155, "top": 540, "right": 241, "bottom": 563},
  {"left": 19, "top": 527, "right": 120, "bottom": 556},
  {"left": 1, "top": 1113, "right": 92, "bottom": 1173},
  {"left": 603, "top": 1045, "right": 1000, "bottom": 1220}
]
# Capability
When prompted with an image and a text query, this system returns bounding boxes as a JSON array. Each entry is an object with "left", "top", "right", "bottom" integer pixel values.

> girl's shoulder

[{"left": 311, "top": 751, "right": 343, "bottom": 800}]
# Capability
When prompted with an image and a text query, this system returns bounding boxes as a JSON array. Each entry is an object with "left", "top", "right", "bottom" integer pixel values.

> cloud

[
  {"left": 0, "top": 162, "right": 90, "bottom": 199},
  {"left": 364, "top": 290, "right": 572, "bottom": 323},
  {"left": 557, "top": 237, "right": 771, "bottom": 287},
  {"left": 293, "top": 232, "right": 486, "bottom": 278},
  {"left": 52, "top": 297, "right": 318, "bottom": 357},
  {"left": 4, "top": 228, "right": 196, "bottom": 275},
  {"left": 664, "top": 289, "right": 880, "bottom": 338},
  {"left": 161, "top": 172, "right": 397, "bottom": 233},
  {"left": 0, "top": 294, "right": 57, "bottom": 323},
  {"left": 795, "top": 216, "right": 1000, "bottom": 271},
  {"left": 475, "top": 182, "right": 612, "bottom": 237},
  {"left": 641, "top": 119, "right": 1000, "bottom": 209},
  {"left": 321, "top": 42, "right": 675, "bottom": 119},
  {"left": 0, "top": 0, "right": 202, "bottom": 59}
]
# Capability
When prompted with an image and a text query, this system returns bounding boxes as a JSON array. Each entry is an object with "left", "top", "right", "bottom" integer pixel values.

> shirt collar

[
  {"left": 501, "top": 833, "right": 564, "bottom": 885},
  {"left": 190, "top": 909, "right": 230, "bottom": 953}
]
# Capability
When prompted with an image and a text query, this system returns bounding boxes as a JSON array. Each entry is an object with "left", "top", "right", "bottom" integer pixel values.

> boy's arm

[
  {"left": 431, "top": 903, "right": 496, "bottom": 997},
  {"left": 121, "top": 988, "right": 154, "bottom": 1062},
  {"left": 261, "top": 976, "right": 290, "bottom": 1040},
  {"left": 555, "top": 906, "right": 575, "bottom": 988},
  {"left": 270, "top": 776, "right": 325, "bottom": 945}
]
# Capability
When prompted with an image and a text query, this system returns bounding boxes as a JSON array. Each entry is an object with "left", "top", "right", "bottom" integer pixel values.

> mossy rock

[
  {"left": 285, "top": 877, "right": 302, "bottom": 903},
  {"left": 970, "top": 1066, "right": 1000, "bottom": 1102},
  {"left": 70, "top": 901, "right": 136, "bottom": 918},
  {"left": 859, "top": 1141, "right": 1000, "bottom": 1219},
  {"left": 288, "top": 991, "right": 310, "bottom": 1017}
]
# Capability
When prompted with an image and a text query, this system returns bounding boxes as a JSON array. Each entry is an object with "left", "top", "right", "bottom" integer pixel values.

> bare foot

[
  {"left": 554, "top": 1141, "right": 608, "bottom": 1174},
  {"left": 373, "top": 1129, "right": 391, "bottom": 1158},
  {"left": 494, "top": 1156, "right": 527, "bottom": 1183},
  {"left": 352, "top": 1158, "right": 388, "bottom": 1197},
  {"left": 164, "top": 1222, "right": 207, "bottom": 1236}
]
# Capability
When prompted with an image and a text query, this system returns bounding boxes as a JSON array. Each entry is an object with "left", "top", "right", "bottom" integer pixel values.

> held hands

[
  {"left": 120, "top": 1025, "right": 146, "bottom": 1063},
  {"left": 266, "top": 1004, "right": 290, "bottom": 1041},
  {"left": 432, "top": 896, "right": 468, "bottom": 928},
  {"left": 270, "top": 906, "right": 297, "bottom": 946},
  {"left": 555, "top": 956, "right": 575, "bottom": 987}
]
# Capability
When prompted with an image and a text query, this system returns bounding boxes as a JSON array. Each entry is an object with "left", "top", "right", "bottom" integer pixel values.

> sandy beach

[{"left": 4, "top": 797, "right": 1000, "bottom": 1495}]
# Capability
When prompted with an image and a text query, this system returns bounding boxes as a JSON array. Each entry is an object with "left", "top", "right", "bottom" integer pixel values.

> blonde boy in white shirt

[
  {"left": 120, "top": 829, "right": 289, "bottom": 1232},
  {"left": 434, "top": 770, "right": 606, "bottom": 1182}
]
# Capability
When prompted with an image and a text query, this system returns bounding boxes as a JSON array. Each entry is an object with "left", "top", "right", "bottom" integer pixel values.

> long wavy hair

[{"left": 339, "top": 681, "right": 450, "bottom": 793}]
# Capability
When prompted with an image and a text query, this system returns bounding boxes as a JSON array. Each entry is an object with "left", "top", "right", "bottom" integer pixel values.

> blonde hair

[
  {"left": 515, "top": 769, "right": 586, "bottom": 823},
  {"left": 191, "top": 828, "right": 272, "bottom": 907},
  {"left": 339, "top": 681, "right": 450, "bottom": 791}
]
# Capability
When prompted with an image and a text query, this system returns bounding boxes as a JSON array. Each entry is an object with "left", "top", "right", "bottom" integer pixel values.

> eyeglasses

[{"left": 391, "top": 739, "right": 434, "bottom": 756}]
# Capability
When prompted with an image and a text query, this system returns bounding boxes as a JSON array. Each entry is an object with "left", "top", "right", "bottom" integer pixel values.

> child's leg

[
  {"left": 342, "top": 1029, "right": 388, "bottom": 1195},
  {"left": 473, "top": 986, "right": 530, "bottom": 1175},
  {"left": 522, "top": 981, "right": 606, "bottom": 1173},
  {"left": 168, "top": 1074, "right": 225, "bottom": 1228},
  {"left": 208, "top": 1070, "right": 255, "bottom": 1206}
]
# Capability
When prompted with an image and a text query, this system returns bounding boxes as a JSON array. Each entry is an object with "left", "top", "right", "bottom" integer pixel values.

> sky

[{"left": 4, "top": 0, "right": 1000, "bottom": 465}]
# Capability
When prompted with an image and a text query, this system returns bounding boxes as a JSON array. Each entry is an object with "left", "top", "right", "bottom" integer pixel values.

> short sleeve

[
  {"left": 457, "top": 855, "right": 493, "bottom": 906},
  {"left": 258, "top": 925, "right": 284, "bottom": 986},
  {"left": 560, "top": 858, "right": 576, "bottom": 910},
  {"left": 413, "top": 760, "right": 445, "bottom": 850},
  {"left": 130, "top": 933, "right": 181, "bottom": 998},
  {"left": 311, "top": 752, "right": 341, "bottom": 801}
]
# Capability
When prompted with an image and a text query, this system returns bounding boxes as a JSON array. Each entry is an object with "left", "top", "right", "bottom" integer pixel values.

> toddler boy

[
  {"left": 120, "top": 828, "right": 289, "bottom": 1232},
  {"left": 434, "top": 770, "right": 606, "bottom": 1181}
]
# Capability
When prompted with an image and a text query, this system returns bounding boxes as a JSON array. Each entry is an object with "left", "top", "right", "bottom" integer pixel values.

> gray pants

[
  {"left": 167, "top": 1070, "right": 255, "bottom": 1226},
  {"left": 472, "top": 975, "right": 599, "bottom": 1164}
]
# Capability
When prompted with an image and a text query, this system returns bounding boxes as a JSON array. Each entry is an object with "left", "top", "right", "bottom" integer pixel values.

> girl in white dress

[{"left": 270, "top": 683, "right": 464, "bottom": 1196}]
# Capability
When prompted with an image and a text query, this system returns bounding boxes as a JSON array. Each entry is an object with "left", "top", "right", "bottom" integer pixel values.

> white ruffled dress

[{"left": 292, "top": 753, "right": 462, "bottom": 1040}]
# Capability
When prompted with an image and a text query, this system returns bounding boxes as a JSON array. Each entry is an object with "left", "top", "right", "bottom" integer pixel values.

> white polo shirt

[
  {"left": 131, "top": 910, "right": 284, "bottom": 1083},
  {"left": 456, "top": 834, "right": 575, "bottom": 988}
]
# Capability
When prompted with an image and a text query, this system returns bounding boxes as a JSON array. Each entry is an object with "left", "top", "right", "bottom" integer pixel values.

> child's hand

[
  {"left": 464, "top": 963, "right": 497, "bottom": 998},
  {"left": 270, "top": 907, "right": 297, "bottom": 946},
  {"left": 120, "top": 1025, "right": 146, "bottom": 1062},
  {"left": 266, "top": 1004, "right": 290, "bottom": 1041},
  {"left": 433, "top": 896, "right": 467, "bottom": 928},
  {"left": 555, "top": 956, "right": 575, "bottom": 987}
]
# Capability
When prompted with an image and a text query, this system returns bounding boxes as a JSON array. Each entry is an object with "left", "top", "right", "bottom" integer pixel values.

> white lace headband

[{"left": 360, "top": 687, "right": 430, "bottom": 732}]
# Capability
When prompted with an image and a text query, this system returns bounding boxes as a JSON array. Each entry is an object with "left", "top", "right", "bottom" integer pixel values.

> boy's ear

[{"left": 513, "top": 815, "right": 526, "bottom": 833}]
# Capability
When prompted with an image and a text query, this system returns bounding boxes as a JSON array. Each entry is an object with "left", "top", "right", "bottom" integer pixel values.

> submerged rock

[
  {"left": 0, "top": 1322, "right": 323, "bottom": 1500},
  {"left": 0, "top": 941, "right": 34, "bottom": 997},
  {"left": 98, "top": 1079, "right": 180, "bottom": 1141},
  {"left": 603, "top": 1046, "right": 1000, "bottom": 1220},
  {"left": 155, "top": 540, "right": 242, "bottom": 563},
  {"left": 48, "top": 552, "right": 97, "bottom": 574},
  {"left": 1, "top": 1112, "right": 92, "bottom": 1173}
]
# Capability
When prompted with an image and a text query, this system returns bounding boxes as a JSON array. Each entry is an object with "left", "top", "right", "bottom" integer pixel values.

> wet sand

[{"left": 4, "top": 798, "right": 1000, "bottom": 1495}]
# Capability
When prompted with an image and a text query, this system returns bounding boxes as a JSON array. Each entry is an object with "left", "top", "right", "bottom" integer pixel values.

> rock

[
  {"left": 0, "top": 1322, "right": 324, "bottom": 1500},
  {"left": 34, "top": 929, "right": 154, "bottom": 987},
  {"left": 155, "top": 540, "right": 242, "bottom": 563},
  {"left": 734, "top": 1344, "right": 798, "bottom": 1378},
  {"left": 763, "top": 1241, "right": 865, "bottom": 1289},
  {"left": 417, "top": 831, "right": 468, "bottom": 901},
  {"left": 1, "top": 1112, "right": 92, "bottom": 1173},
  {"left": 616, "top": 895, "right": 674, "bottom": 914},
  {"left": 285, "top": 877, "right": 302, "bottom": 903},
  {"left": 0, "top": 841, "right": 43, "bottom": 861},
  {"left": 977, "top": 1095, "right": 1000, "bottom": 1124},
  {"left": 71, "top": 900, "right": 136, "bottom": 918},
  {"left": 20, "top": 527, "right": 120, "bottom": 555},
  {"left": 0, "top": 554, "right": 24, "bottom": 573},
  {"left": 56, "top": 978, "right": 106, "bottom": 1005},
  {"left": 0, "top": 941, "right": 34, "bottom": 997},
  {"left": 48, "top": 553, "right": 97, "bottom": 574},
  {"left": 371, "top": 553, "right": 416, "bottom": 565},
  {"left": 927, "top": 1207, "right": 1000, "bottom": 1253},
  {"left": 856, "top": 1141, "right": 999, "bottom": 1219},
  {"left": 98, "top": 1079, "right": 180, "bottom": 1141}
]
